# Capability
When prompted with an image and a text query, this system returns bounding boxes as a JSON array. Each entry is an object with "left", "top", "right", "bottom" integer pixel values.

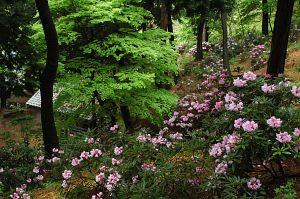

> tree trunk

[
  {"left": 267, "top": 0, "right": 294, "bottom": 76},
  {"left": 196, "top": 14, "right": 206, "bottom": 61},
  {"left": 35, "top": 0, "right": 60, "bottom": 156},
  {"left": 220, "top": 4, "right": 231, "bottom": 75},
  {"left": 262, "top": 0, "right": 269, "bottom": 36},
  {"left": 166, "top": 0, "right": 174, "bottom": 43},
  {"left": 205, "top": 24, "right": 209, "bottom": 42},
  {"left": 0, "top": 76, "right": 7, "bottom": 108},
  {"left": 160, "top": 0, "right": 168, "bottom": 30},
  {"left": 120, "top": 106, "right": 132, "bottom": 129}
]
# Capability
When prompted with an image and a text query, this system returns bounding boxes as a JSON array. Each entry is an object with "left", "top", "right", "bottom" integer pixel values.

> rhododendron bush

[{"left": 2, "top": 67, "right": 300, "bottom": 198}]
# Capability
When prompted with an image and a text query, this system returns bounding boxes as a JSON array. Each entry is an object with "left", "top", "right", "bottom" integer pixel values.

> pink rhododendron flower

[
  {"left": 90, "top": 149, "right": 102, "bottom": 157},
  {"left": 23, "top": 194, "right": 30, "bottom": 199},
  {"left": 62, "top": 170, "right": 72, "bottom": 180},
  {"left": 243, "top": 71, "right": 257, "bottom": 81},
  {"left": 169, "top": 132, "right": 183, "bottom": 140},
  {"left": 247, "top": 177, "right": 261, "bottom": 190},
  {"left": 224, "top": 91, "right": 237, "bottom": 103},
  {"left": 10, "top": 193, "right": 19, "bottom": 199},
  {"left": 85, "top": 137, "right": 94, "bottom": 144},
  {"left": 136, "top": 134, "right": 147, "bottom": 142},
  {"left": 293, "top": 128, "right": 300, "bottom": 136},
  {"left": 233, "top": 77, "right": 247, "bottom": 87},
  {"left": 52, "top": 148, "right": 59, "bottom": 153},
  {"left": 209, "top": 143, "right": 223, "bottom": 157},
  {"left": 132, "top": 175, "right": 139, "bottom": 184},
  {"left": 215, "top": 161, "right": 228, "bottom": 175},
  {"left": 71, "top": 158, "right": 81, "bottom": 166},
  {"left": 276, "top": 132, "right": 292, "bottom": 143},
  {"left": 110, "top": 124, "right": 119, "bottom": 131},
  {"left": 225, "top": 102, "right": 243, "bottom": 111},
  {"left": 52, "top": 156, "right": 61, "bottom": 162},
  {"left": 242, "top": 121, "right": 258, "bottom": 132},
  {"left": 112, "top": 158, "right": 122, "bottom": 165},
  {"left": 234, "top": 118, "right": 244, "bottom": 128},
  {"left": 36, "top": 175, "right": 44, "bottom": 181},
  {"left": 267, "top": 116, "right": 282, "bottom": 128},
  {"left": 32, "top": 167, "right": 39, "bottom": 174},
  {"left": 261, "top": 83, "right": 277, "bottom": 93},
  {"left": 80, "top": 151, "right": 89, "bottom": 160},
  {"left": 291, "top": 86, "right": 300, "bottom": 97},
  {"left": 95, "top": 172, "right": 105, "bottom": 183},
  {"left": 218, "top": 78, "right": 225, "bottom": 85},
  {"left": 114, "top": 146, "right": 123, "bottom": 155},
  {"left": 214, "top": 101, "right": 223, "bottom": 110},
  {"left": 16, "top": 188, "right": 24, "bottom": 194},
  {"left": 91, "top": 192, "right": 103, "bottom": 199},
  {"left": 105, "top": 172, "right": 121, "bottom": 191}
]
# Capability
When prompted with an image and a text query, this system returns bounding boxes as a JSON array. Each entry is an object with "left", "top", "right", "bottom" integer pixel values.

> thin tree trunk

[
  {"left": 0, "top": 76, "right": 6, "bottom": 108},
  {"left": 262, "top": 0, "right": 269, "bottom": 36},
  {"left": 166, "top": 0, "right": 174, "bottom": 43},
  {"left": 220, "top": 4, "right": 231, "bottom": 75},
  {"left": 35, "top": 0, "right": 60, "bottom": 156},
  {"left": 205, "top": 24, "right": 209, "bottom": 42},
  {"left": 267, "top": 0, "right": 294, "bottom": 76},
  {"left": 196, "top": 14, "right": 206, "bottom": 61},
  {"left": 120, "top": 106, "right": 132, "bottom": 129}
]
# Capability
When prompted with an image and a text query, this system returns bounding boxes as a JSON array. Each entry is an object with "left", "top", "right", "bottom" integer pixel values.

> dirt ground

[{"left": 0, "top": 106, "right": 41, "bottom": 148}]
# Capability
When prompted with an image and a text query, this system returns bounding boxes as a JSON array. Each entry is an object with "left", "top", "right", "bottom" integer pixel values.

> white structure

[{"left": 26, "top": 89, "right": 59, "bottom": 108}]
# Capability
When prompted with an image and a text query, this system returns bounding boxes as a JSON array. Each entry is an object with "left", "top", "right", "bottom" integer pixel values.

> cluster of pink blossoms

[
  {"left": 243, "top": 71, "right": 257, "bottom": 81},
  {"left": 10, "top": 184, "right": 30, "bottom": 199},
  {"left": 11, "top": 152, "right": 48, "bottom": 198},
  {"left": 234, "top": 118, "right": 258, "bottom": 133},
  {"left": 247, "top": 177, "right": 262, "bottom": 190},
  {"left": 91, "top": 192, "right": 103, "bottom": 199},
  {"left": 233, "top": 77, "right": 247, "bottom": 87},
  {"left": 94, "top": 166, "right": 122, "bottom": 192},
  {"left": 249, "top": 44, "right": 267, "bottom": 70},
  {"left": 215, "top": 161, "right": 229, "bottom": 175},
  {"left": 266, "top": 116, "right": 282, "bottom": 128},
  {"left": 276, "top": 132, "right": 292, "bottom": 143},
  {"left": 105, "top": 172, "right": 121, "bottom": 191},
  {"left": 291, "top": 86, "right": 300, "bottom": 97},
  {"left": 261, "top": 83, "right": 277, "bottom": 93},
  {"left": 136, "top": 127, "right": 172, "bottom": 148},
  {"left": 224, "top": 91, "right": 243, "bottom": 111},
  {"left": 209, "top": 133, "right": 240, "bottom": 158},
  {"left": 110, "top": 124, "right": 119, "bottom": 132}
]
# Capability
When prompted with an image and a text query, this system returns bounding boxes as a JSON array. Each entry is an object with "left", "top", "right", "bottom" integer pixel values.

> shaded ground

[
  {"left": 232, "top": 47, "right": 300, "bottom": 81},
  {"left": 0, "top": 99, "right": 42, "bottom": 148}
]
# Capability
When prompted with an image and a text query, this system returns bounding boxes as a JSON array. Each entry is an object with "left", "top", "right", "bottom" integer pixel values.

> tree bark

[
  {"left": 35, "top": 0, "right": 60, "bottom": 156},
  {"left": 120, "top": 105, "right": 132, "bottom": 129},
  {"left": 262, "top": 0, "right": 269, "bottom": 36},
  {"left": 220, "top": 4, "right": 231, "bottom": 75},
  {"left": 0, "top": 76, "right": 7, "bottom": 108},
  {"left": 196, "top": 14, "right": 206, "bottom": 61},
  {"left": 267, "top": 0, "right": 294, "bottom": 76},
  {"left": 205, "top": 24, "right": 209, "bottom": 42},
  {"left": 166, "top": 0, "right": 174, "bottom": 43},
  {"left": 160, "top": 0, "right": 168, "bottom": 30}
]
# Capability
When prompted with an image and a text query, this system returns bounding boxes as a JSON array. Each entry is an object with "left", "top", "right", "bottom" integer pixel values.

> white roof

[{"left": 26, "top": 89, "right": 58, "bottom": 108}]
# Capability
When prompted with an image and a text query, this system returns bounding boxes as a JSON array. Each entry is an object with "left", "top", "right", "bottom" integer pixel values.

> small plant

[{"left": 274, "top": 179, "right": 297, "bottom": 199}]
